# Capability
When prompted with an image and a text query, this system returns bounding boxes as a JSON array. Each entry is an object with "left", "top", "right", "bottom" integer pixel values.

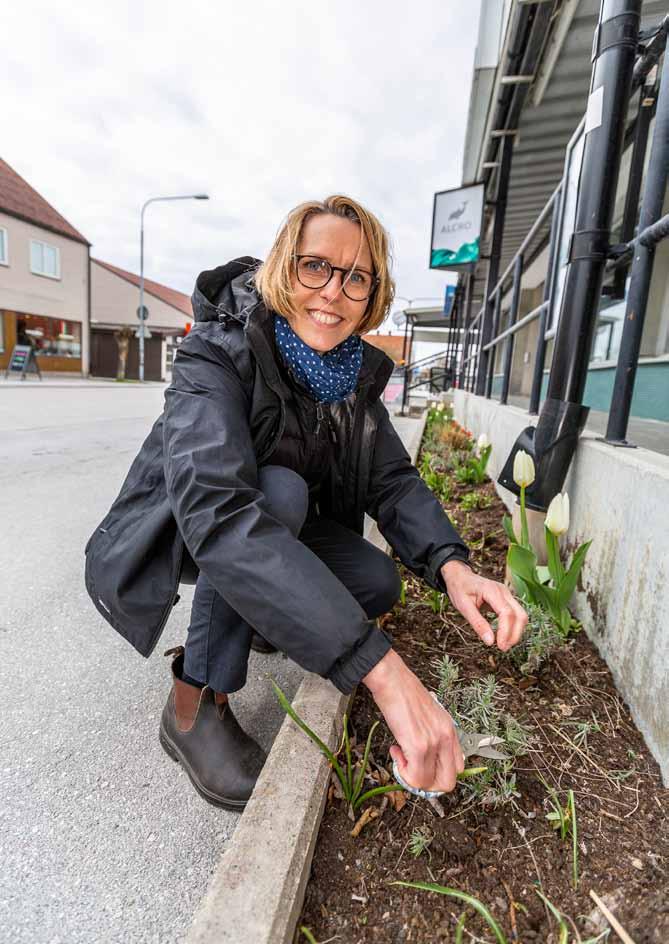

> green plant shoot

[
  {"left": 392, "top": 882, "right": 509, "bottom": 944},
  {"left": 272, "top": 680, "right": 403, "bottom": 819}
]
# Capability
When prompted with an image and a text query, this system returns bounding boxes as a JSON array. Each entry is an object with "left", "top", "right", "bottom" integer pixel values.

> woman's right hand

[{"left": 362, "top": 648, "right": 464, "bottom": 793}]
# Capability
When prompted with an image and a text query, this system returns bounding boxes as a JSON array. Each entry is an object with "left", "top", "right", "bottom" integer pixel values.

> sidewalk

[
  {"left": 1, "top": 373, "right": 165, "bottom": 388},
  {"left": 0, "top": 392, "right": 424, "bottom": 944}
]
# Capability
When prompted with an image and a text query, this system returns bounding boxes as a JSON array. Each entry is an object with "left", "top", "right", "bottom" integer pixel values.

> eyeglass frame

[{"left": 293, "top": 254, "right": 379, "bottom": 301}]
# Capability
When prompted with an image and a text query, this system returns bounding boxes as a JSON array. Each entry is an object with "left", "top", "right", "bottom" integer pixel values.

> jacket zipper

[{"left": 315, "top": 402, "right": 337, "bottom": 444}]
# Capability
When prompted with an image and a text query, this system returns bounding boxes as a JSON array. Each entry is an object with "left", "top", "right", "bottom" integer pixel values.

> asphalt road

[{"left": 0, "top": 382, "right": 305, "bottom": 944}]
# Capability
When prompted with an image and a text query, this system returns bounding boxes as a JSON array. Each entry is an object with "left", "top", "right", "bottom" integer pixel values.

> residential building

[
  {"left": 0, "top": 158, "right": 90, "bottom": 375},
  {"left": 90, "top": 259, "right": 192, "bottom": 382}
]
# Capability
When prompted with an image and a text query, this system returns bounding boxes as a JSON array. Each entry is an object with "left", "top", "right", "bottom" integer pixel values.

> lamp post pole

[{"left": 139, "top": 193, "right": 209, "bottom": 381}]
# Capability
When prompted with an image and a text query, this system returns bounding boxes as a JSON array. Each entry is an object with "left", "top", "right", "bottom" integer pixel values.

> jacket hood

[
  {"left": 191, "top": 257, "right": 263, "bottom": 324},
  {"left": 191, "top": 256, "right": 394, "bottom": 401}
]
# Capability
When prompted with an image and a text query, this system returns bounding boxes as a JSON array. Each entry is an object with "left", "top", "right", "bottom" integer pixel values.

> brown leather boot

[{"left": 159, "top": 647, "right": 266, "bottom": 810}]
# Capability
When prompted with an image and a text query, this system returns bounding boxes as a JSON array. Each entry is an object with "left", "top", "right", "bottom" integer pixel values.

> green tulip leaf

[
  {"left": 507, "top": 543, "right": 538, "bottom": 585},
  {"left": 502, "top": 515, "right": 519, "bottom": 546},
  {"left": 556, "top": 540, "right": 592, "bottom": 608}
]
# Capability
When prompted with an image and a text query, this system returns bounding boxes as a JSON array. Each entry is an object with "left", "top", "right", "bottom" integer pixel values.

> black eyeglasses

[{"left": 294, "top": 254, "right": 378, "bottom": 301}]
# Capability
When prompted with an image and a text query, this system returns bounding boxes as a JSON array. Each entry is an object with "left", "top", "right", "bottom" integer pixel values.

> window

[
  {"left": 17, "top": 315, "right": 81, "bottom": 358},
  {"left": 30, "top": 239, "right": 60, "bottom": 279},
  {"left": 0, "top": 227, "right": 7, "bottom": 265}
]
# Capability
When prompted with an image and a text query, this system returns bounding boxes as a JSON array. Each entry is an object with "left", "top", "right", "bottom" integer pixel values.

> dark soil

[{"left": 296, "top": 444, "right": 669, "bottom": 943}]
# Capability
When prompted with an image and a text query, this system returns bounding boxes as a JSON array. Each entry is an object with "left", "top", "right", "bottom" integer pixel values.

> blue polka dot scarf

[{"left": 274, "top": 314, "right": 363, "bottom": 403}]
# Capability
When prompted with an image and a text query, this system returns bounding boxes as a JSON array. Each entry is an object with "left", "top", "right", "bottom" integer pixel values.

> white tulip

[
  {"left": 513, "top": 450, "right": 535, "bottom": 488},
  {"left": 476, "top": 433, "right": 490, "bottom": 454},
  {"left": 546, "top": 492, "right": 570, "bottom": 536}
]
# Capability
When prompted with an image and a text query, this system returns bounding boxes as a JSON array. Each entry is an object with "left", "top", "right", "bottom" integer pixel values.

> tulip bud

[
  {"left": 545, "top": 492, "right": 570, "bottom": 536},
  {"left": 513, "top": 450, "right": 535, "bottom": 488},
  {"left": 476, "top": 433, "right": 490, "bottom": 454}
]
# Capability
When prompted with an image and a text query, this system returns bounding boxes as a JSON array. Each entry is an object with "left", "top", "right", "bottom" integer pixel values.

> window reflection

[{"left": 17, "top": 315, "right": 81, "bottom": 358}]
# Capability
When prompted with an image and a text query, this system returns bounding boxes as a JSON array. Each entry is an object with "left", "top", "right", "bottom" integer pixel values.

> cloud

[{"left": 1, "top": 0, "right": 480, "bottom": 314}]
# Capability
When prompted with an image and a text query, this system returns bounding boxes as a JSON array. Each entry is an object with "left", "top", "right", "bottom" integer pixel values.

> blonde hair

[{"left": 254, "top": 194, "right": 395, "bottom": 334}]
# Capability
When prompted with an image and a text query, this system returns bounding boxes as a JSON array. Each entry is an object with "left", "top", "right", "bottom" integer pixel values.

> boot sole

[{"left": 159, "top": 727, "right": 250, "bottom": 812}]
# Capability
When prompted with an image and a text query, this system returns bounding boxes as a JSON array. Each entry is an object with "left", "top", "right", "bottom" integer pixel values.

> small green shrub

[
  {"left": 419, "top": 452, "right": 452, "bottom": 502},
  {"left": 435, "top": 653, "right": 459, "bottom": 699},
  {"left": 433, "top": 665, "right": 532, "bottom": 809},
  {"left": 505, "top": 602, "right": 569, "bottom": 675},
  {"left": 460, "top": 490, "right": 493, "bottom": 511},
  {"left": 409, "top": 825, "right": 434, "bottom": 860},
  {"left": 453, "top": 443, "right": 492, "bottom": 486}
]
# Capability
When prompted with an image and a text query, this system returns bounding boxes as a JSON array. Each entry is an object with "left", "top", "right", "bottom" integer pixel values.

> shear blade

[{"left": 475, "top": 746, "right": 510, "bottom": 761}]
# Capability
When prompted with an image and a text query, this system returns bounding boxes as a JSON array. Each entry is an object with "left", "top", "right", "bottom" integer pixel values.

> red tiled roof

[
  {"left": 93, "top": 258, "right": 193, "bottom": 319},
  {"left": 0, "top": 157, "right": 90, "bottom": 245},
  {"left": 363, "top": 333, "right": 406, "bottom": 363}
]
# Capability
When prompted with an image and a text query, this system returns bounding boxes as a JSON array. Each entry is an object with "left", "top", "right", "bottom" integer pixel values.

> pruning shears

[{"left": 391, "top": 720, "right": 509, "bottom": 800}]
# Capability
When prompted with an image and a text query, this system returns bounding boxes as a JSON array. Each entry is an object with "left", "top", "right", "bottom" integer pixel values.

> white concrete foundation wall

[{"left": 453, "top": 390, "right": 669, "bottom": 785}]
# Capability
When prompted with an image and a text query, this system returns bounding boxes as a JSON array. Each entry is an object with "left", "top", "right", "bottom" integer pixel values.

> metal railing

[
  {"left": 400, "top": 349, "right": 451, "bottom": 414},
  {"left": 455, "top": 11, "right": 669, "bottom": 446}
]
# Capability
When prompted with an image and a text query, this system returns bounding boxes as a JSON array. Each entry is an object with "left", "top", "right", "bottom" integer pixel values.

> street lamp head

[{"left": 194, "top": 194, "right": 209, "bottom": 200}]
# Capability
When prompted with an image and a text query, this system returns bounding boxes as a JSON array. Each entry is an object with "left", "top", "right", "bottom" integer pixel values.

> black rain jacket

[{"left": 84, "top": 258, "right": 469, "bottom": 692}]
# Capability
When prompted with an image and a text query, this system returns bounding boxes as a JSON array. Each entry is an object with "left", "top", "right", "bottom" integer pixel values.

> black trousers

[{"left": 182, "top": 466, "right": 401, "bottom": 693}]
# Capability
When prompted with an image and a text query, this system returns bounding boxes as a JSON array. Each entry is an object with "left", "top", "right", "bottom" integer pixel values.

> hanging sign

[
  {"left": 430, "top": 183, "right": 484, "bottom": 271},
  {"left": 444, "top": 284, "right": 456, "bottom": 317}
]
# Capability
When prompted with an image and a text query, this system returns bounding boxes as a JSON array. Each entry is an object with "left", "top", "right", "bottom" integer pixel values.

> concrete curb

[{"left": 185, "top": 410, "right": 428, "bottom": 944}]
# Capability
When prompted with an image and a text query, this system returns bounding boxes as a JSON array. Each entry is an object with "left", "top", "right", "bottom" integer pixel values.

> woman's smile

[{"left": 306, "top": 308, "right": 344, "bottom": 327}]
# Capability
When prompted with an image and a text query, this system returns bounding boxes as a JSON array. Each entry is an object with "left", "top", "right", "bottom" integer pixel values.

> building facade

[
  {"left": 445, "top": 0, "right": 669, "bottom": 782},
  {"left": 0, "top": 158, "right": 90, "bottom": 376},
  {"left": 458, "top": 0, "right": 669, "bottom": 426},
  {"left": 90, "top": 259, "right": 192, "bottom": 382}
]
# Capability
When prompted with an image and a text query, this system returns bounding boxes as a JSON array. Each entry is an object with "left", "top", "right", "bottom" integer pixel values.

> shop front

[{"left": 1, "top": 310, "right": 82, "bottom": 374}]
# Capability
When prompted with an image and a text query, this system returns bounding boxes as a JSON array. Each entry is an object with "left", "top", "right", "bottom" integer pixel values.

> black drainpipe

[
  {"left": 498, "top": 0, "right": 642, "bottom": 510},
  {"left": 605, "top": 32, "right": 669, "bottom": 444}
]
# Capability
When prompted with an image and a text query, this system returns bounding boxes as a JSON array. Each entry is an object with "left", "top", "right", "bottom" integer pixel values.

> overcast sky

[{"left": 2, "top": 1, "right": 480, "bottom": 326}]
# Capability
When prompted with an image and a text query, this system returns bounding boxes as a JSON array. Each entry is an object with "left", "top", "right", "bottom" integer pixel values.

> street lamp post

[{"left": 139, "top": 193, "right": 209, "bottom": 381}]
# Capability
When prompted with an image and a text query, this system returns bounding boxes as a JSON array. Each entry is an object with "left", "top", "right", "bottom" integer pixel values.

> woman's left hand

[{"left": 440, "top": 559, "right": 527, "bottom": 651}]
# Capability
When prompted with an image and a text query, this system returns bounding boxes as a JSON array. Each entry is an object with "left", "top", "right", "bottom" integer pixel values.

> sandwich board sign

[
  {"left": 430, "top": 183, "right": 484, "bottom": 271},
  {"left": 4, "top": 344, "right": 42, "bottom": 380}
]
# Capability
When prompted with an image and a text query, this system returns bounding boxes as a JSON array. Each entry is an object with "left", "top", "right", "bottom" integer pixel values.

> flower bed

[{"left": 294, "top": 409, "right": 669, "bottom": 944}]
